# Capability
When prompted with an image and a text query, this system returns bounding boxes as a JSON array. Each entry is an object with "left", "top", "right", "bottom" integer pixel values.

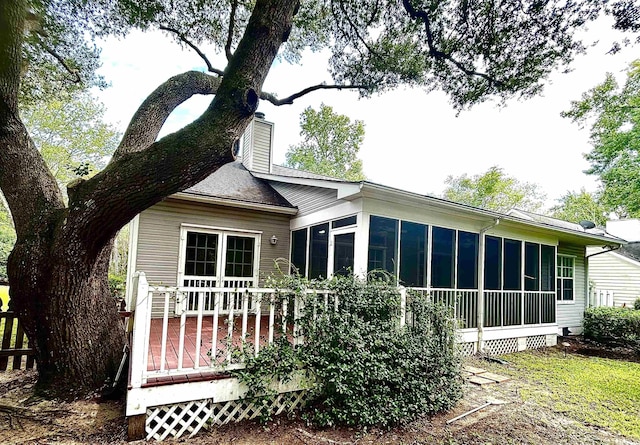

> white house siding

[
  {"left": 134, "top": 198, "right": 291, "bottom": 317},
  {"left": 270, "top": 182, "right": 338, "bottom": 216},
  {"left": 556, "top": 243, "right": 587, "bottom": 333},
  {"left": 588, "top": 248, "right": 640, "bottom": 307}
]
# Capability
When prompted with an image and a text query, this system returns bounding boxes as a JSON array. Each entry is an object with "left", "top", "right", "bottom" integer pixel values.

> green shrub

[
  {"left": 237, "top": 275, "right": 463, "bottom": 428},
  {"left": 108, "top": 273, "right": 126, "bottom": 301},
  {"left": 634, "top": 298, "right": 640, "bottom": 311},
  {"left": 583, "top": 307, "right": 640, "bottom": 348}
]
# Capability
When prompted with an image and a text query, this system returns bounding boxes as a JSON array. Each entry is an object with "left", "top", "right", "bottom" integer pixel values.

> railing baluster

[
  {"left": 241, "top": 291, "right": 249, "bottom": 342},
  {"left": 254, "top": 293, "right": 261, "bottom": 356},
  {"left": 177, "top": 298, "right": 187, "bottom": 371},
  {"left": 226, "top": 295, "right": 234, "bottom": 363},
  {"left": 268, "top": 293, "right": 275, "bottom": 344},
  {"left": 159, "top": 291, "right": 170, "bottom": 372},
  {"left": 282, "top": 297, "right": 288, "bottom": 335},
  {"left": 211, "top": 292, "right": 219, "bottom": 367},
  {"left": 194, "top": 291, "right": 204, "bottom": 368}
]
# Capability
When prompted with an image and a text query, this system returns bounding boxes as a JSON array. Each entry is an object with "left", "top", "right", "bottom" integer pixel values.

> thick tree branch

[
  {"left": 70, "top": 0, "right": 301, "bottom": 254},
  {"left": 225, "top": 0, "right": 238, "bottom": 61},
  {"left": 36, "top": 34, "right": 82, "bottom": 84},
  {"left": 159, "top": 25, "right": 225, "bottom": 76},
  {"left": 261, "top": 84, "right": 369, "bottom": 106},
  {"left": 401, "top": 0, "right": 504, "bottom": 89},
  {"left": 0, "top": 1, "right": 64, "bottom": 237},
  {"left": 111, "top": 71, "right": 222, "bottom": 161}
]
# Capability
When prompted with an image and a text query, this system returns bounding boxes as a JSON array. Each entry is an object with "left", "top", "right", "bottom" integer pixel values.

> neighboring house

[
  {"left": 588, "top": 219, "right": 640, "bottom": 308},
  {"left": 124, "top": 115, "right": 620, "bottom": 440}
]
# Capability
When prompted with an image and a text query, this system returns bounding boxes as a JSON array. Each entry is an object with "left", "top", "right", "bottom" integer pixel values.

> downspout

[{"left": 477, "top": 218, "right": 500, "bottom": 354}]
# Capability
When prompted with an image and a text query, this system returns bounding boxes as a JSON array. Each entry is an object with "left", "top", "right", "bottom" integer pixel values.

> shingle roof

[
  {"left": 182, "top": 161, "right": 294, "bottom": 208},
  {"left": 616, "top": 243, "right": 640, "bottom": 263}
]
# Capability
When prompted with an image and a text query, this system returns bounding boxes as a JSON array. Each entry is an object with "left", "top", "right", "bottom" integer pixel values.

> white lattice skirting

[
  {"left": 458, "top": 342, "right": 476, "bottom": 356},
  {"left": 526, "top": 335, "right": 547, "bottom": 349},
  {"left": 485, "top": 337, "right": 519, "bottom": 355},
  {"left": 146, "top": 390, "right": 307, "bottom": 441}
]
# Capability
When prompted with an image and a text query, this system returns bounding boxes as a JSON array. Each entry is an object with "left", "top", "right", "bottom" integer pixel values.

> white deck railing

[
  {"left": 128, "top": 273, "right": 557, "bottom": 391},
  {"left": 128, "top": 272, "right": 346, "bottom": 388}
]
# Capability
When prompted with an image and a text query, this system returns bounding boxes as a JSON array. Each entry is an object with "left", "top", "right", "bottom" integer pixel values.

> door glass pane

[
  {"left": 309, "top": 223, "right": 329, "bottom": 279},
  {"left": 399, "top": 221, "right": 428, "bottom": 287},
  {"left": 484, "top": 236, "right": 502, "bottom": 290},
  {"left": 185, "top": 232, "right": 218, "bottom": 276},
  {"left": 224, "top": 236, "right": 255, "bottom": 277},
  {"left": 457, "top": 231, "right": 479, "bottom": 289},
  {"left": 503, "top": 239, "right": 521, "bottom": 290},
  {"left": 368, "top": 216, "right": 398, "bottom": 276},
  {"left": 333, "top": 232, "right": 355, "bottom": 276},
  {"left": 525, "top": 242, "right": 540, "bottom": 291},
  {"left": 291, "top": 229, "right": 308, "bottom": 276},
  {"left": 431, "top": 227, "right": 455, "bottom": 288}
]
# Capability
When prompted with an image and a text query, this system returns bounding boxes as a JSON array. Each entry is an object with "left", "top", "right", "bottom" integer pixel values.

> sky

[{"left": 94, "top": 16, "right": 638, "bottom": 210}]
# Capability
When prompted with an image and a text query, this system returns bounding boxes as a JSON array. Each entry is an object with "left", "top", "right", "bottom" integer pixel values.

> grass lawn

[
  {"left": 0, "top": 285, "right": 8, "bottom": 311},
  {"left": 501, "top": 349, "right": 640, "bottom": 440}
]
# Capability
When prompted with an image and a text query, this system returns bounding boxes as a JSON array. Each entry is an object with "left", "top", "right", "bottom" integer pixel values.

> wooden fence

[{"left": 0, "top": 310, "right": 35, "bottom": 371}]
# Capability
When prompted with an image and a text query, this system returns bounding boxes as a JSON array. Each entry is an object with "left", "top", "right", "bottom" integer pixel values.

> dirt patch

[
  {"left": 0, "top": 345, "right": 637, "bottom": 445},
  {"left": 557, "top": 335, "right": 640, "bottom": 362}
]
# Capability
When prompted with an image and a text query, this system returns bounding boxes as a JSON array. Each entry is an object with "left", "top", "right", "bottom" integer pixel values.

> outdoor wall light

[{"left": 270, "top": 235, "right": 278, "bottom": 245}]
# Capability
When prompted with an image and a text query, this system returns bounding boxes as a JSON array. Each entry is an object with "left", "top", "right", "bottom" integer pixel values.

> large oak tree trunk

[
  {"left": 0, "top": 0, "right": 300, "bottom": 397},
  {"left": 9, "top": 236, "right": 125, "bottom": 396}
]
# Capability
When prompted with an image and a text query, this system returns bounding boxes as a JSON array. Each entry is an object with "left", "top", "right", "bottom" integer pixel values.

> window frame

[
  {"left": 556, "top": 254, "right": 575, "bottom": 304},
  {"left": 178, "top": 224, "right": 262, "bottom": 285}
]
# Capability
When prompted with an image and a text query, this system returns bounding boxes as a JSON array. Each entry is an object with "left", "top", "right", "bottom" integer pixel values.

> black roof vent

[
  {"left": 255, "top": 111, "right": 265, "bottom": 119},
  {"left": 579, "top": 220, "right": 596, "bottom": 230}
]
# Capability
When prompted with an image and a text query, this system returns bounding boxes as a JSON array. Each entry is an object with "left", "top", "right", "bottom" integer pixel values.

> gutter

[{"left": 477, "top": 217, "right": 500, "bottom": 354}]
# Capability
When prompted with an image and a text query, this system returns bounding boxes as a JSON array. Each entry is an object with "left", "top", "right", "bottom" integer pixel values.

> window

[
  {"left": 185, "top": 232, "right": 218, "bottom": 276},
  {"left": 457, "top": 231, "right": 479, "bottom": 289},
  {"left": 368, "top": 216, "right": 398, "bottom": 275},
  {"left": 183, "top": 230, "right": 259, "bottom": 279},
  {"left": 524, "top": 242, "right": 540, "bottom": 291},
  {"left": 503, "top": 239, "right": 521, "bottom": 290},
  {"left": 309, "top": 223, "right": 329, "bottom": 279},
  {"left": 225, "top": 236, "right": 255, "bottom": 277},
  {"left": 431, "top": 227, "right": 455, "bottom": 288},
  {"left": 399, "top": 221, "right": 428, "bottom": 287},
  {"left": 332, "top": 215, "right": 357, "bottom": 229},
  {"left": 291, "top": 229, "right": 307, "bottom": 275},
  {"left": 484, "top": 236, "right": 502, "bottom": 290},
  {"left": 557, "top": 256, "right": 574, "bottom": 301}
]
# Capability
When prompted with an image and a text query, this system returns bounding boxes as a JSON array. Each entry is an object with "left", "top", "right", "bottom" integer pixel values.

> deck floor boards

[{"left": 147, "top": 315, "right": 277, "bottom": 372}]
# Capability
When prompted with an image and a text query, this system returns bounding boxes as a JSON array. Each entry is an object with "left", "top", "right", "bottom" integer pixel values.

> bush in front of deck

[
  {"left": 583, "top": 306, "right": 640, "bottom": 349},
  {"left": 242, "top": 276, "right": 463, "bottom": 428}
]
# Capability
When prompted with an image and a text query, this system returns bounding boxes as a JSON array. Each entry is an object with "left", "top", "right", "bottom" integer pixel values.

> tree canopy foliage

[
  {"left": 442, "top": 166, "right": 546, "bottom": 213},
  {"left": 550, "top": 188, "right": 609, "bottom": 227},
  {"left": 563, "top": 60, "right": 640, "bottom": 218},
  {"left": 285, "top": 104, "right": 365, "bottom": 181},
  {"left": 21, "top": 91, "right": 120, "bottom": 187},
  {"left": 1, "top": 0, "right": 639, "bottom": 397}
]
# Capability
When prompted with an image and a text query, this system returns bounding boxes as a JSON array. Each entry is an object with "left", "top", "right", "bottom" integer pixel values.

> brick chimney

[{"left": 241, "top": 112, "right": 273, "bottom": 174}]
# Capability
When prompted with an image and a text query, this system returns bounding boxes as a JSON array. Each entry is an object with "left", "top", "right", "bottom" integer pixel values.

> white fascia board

[
  {"left": 252, "top": 172, "right": 362, "bottom": 199},
  {"left": 359, "top": 183, "right": 622, "bottom": 246},
  {"left": 172, "top": 192, "right": 298, "bottom": 215}
]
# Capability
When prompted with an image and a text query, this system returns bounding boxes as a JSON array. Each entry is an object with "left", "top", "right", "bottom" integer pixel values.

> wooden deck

[{"left": 147, "top": 315, "right": 277, "bottom": 373}]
